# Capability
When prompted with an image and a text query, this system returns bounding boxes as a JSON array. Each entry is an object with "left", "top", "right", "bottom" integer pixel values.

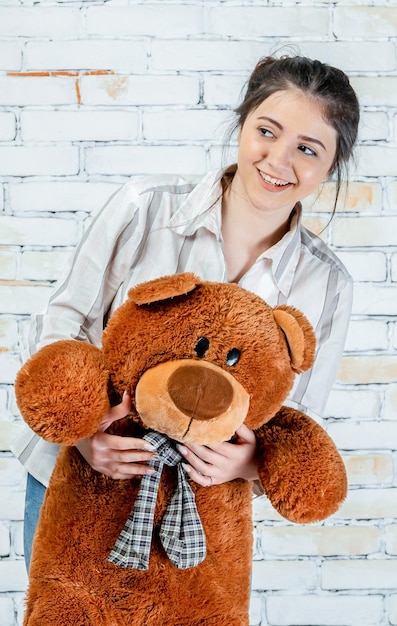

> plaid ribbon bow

[{"left": 107, "top": 431, "right": 207, "bottom": 570}]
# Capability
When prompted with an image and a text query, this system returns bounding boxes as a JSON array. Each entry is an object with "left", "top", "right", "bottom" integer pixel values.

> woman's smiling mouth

[{"left": 258, "top": 169, "right": 293, "bottom": 190}]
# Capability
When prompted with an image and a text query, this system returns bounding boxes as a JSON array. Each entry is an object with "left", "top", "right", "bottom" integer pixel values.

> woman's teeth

[{"left": 259, "top": 171, "right": 290, "bottom": 187}]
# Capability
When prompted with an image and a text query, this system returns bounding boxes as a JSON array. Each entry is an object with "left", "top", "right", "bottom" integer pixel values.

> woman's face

[{"left": 232, "top": 89, "right": 337, "bottom": 218}]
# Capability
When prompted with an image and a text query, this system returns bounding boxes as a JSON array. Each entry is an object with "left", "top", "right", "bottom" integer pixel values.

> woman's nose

[{"left": 266, "top": 140, "right": 292, "bottom": 171}]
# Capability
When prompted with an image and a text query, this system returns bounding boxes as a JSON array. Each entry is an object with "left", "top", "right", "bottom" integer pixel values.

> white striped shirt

[{"left": 12, "top": 168, "right": 353, "bottom": 486}]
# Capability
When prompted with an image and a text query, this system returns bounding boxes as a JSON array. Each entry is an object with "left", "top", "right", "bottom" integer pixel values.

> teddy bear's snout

[
  {"left": 135, "top": 359, "right": 250, "bottom": 445},
  {"left": 167, "top": 364, "right": 233, "bottom": 420}
]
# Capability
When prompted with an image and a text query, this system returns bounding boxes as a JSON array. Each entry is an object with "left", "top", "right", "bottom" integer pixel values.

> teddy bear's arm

[
  {"left": 15, "top": 340, "right": 111, "bottom": 445},
  {"left": 255, "top": 406, "right": 347, "bottom": 524}
]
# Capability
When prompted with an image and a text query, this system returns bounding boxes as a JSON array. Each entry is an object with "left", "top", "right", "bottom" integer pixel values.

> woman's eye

[
  {"left": 299, "top": 145, "right": 317, "bottom": 156},
  {"left": 259, "top": 127, "right": 274, "bottom": 138}
]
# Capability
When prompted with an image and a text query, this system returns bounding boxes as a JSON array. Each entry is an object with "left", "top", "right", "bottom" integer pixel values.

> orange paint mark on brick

[
  {"left": 75, "top": 78, "right": 81, "bottom": 106},
  {"left": 103, "top": 76, "right": 129, "bottom": 100},
  {"left": 7, "top": 71, "right": 79, "bottom": 77},
  {"left": 348, "top": 184, "right": 374, "bottom": 209},
  {"left": 83, "top": 70, "right": 115, "bottom": 76},
  {"left": 0, "top": 347, "right": 8, "bottom": 353},
  {"left": 7, "top": 70, "right": 115, "bottom": 106}
]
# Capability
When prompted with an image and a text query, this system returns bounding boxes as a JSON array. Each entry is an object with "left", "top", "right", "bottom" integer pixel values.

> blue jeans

[{"left": 24, "top": 473, "right": 46, "bottom": 572}]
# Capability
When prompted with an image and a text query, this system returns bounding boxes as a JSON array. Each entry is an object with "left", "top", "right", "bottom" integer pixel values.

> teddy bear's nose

[{"left": 167, "top": 365, "right": 233, "bottom": 420}]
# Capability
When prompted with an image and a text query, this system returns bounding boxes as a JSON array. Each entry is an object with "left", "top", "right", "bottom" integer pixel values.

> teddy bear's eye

[
  {"left": 226, "top": 348, "right": 240, "bottom": 366},
  {"left": 194, "top": 337, "right": 210, "bottom": 358}
]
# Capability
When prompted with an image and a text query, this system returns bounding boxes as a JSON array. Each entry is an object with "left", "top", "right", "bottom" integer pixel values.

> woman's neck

[{"left": 221, "top": 178, "right": 293, "bottom": 283}]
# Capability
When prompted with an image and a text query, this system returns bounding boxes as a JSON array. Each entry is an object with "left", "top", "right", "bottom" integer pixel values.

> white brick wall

[{"left": 0, "top": 1, "right": 396, "bottom": 625}]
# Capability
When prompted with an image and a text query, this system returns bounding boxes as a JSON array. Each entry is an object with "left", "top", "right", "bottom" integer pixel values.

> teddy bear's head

[{"left": 101, "top": 273, "right": 316, "bottom": 445}]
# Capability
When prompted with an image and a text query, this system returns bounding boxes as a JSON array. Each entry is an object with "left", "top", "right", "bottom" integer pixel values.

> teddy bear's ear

[
  {"left": 128, "top": 272, "right": 201, "bottom": 305},
  {"left": 273, "top": 305, "right": 316, "bottom": 373}
]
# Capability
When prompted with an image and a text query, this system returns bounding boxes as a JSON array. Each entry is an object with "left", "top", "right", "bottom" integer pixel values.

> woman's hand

[
  {"left": 176, "top": 424, "right": 258, "bottom": 487},
  {"left": 75, "top": 392, "right": 156, "bottom": 480}
]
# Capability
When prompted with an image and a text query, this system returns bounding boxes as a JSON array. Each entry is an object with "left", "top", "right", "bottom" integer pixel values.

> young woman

[{"left": 12, "top": 54, "right": 360, "bottom": 571}]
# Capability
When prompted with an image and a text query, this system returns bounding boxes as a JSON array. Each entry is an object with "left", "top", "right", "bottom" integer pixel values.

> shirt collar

[
  {"left": 167, "top": 168, "right": 224, "bottom": 238},
  {"left": 168, "top": 167, "right": 302, "bottom": 297}
]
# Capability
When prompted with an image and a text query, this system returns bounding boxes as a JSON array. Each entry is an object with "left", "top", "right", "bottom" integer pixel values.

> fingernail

[
  {"left": 182, "top": 462, "right": 191, "bottom": 474},
  {"left": 177, "top": 444, "right": 188, "bottom": 456},
  {"left": 143, "top": 443, "right": 156, "bottom": 452},
  {"left": 145, "top": 467, "right": 156, "bottom": 475}
]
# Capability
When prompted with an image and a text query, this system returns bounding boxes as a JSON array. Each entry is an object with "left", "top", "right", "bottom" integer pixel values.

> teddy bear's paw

[{"left": 15, "top": 340, "right": 110, "bottom": 445}]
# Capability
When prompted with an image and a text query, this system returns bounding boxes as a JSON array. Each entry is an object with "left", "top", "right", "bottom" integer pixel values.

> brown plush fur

[{"left": 15, "top": 274, "right": 347, "bottom": 626}]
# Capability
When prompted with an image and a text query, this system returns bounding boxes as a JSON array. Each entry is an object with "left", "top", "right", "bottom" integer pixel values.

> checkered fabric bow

[{"left": 107, "top": 431, "right": 207, "bottom": 570}]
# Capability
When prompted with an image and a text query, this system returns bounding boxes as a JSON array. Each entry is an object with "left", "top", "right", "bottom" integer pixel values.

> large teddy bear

[{"left": 15, "top": 273, "right": 347, "bottom": 626}]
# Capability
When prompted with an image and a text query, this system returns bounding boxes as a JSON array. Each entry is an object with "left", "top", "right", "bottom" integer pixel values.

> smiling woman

[{"left": 12, "top": 56, "right": 360, "bottom": 604}]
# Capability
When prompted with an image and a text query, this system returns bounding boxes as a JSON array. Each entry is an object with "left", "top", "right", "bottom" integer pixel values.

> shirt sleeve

[
  {"left": 284, "top": 273, "right": 353, "bottom": 424},
  {"left": 27, "top": 183, "right": 144, "bottom": 357}
]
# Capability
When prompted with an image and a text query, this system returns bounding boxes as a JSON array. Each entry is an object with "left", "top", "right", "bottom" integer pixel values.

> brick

[
  {"left": 0, "top": 458, "right": 27, "bottom": 487},
  {"left": 21, "top": 110, "right": 139, "bottom": 142},
  {"left": 299, "top": 41, "right": 395, "bottom": 72},
  {"left": 337, "top": 355, "right": 397, "bottom": 384},
  {"left": 26, "top": 40, "right": 147, "bottom": 72},
  {"left": 86, "top": 4, "right": 202, "bottom": 36},
  {"left": 0, "top": 422, "right": 16, "bottom": 453},
  {"left": 251, "top": 560, "right": 316, "bottom": 591},
  {"left": 0, "top": 7, "right": 80, "bottom": 36},
  {"left": 387, "top": 183, "right": 397, "bottom": 215},
  {"left": 0, "top": 352, "right": 20, "bottom": 384},
  {"left": 0, "top": 561, "right": 27, "bottom": 592},
  {"left": 0, "top": 284, "right": 53, "bottom": 316},
  {"left": 358, "top": 145, "right": 397, "bottom": 177},
  {"left": 325, "top": 389, "right": 380, "bottom": 420},
  {"left": 0, "top": 250, "right": 17, "bottom": 281},
  {"left": 0, "top": 597, "right": 14, "bottom": 626},
  {"left": 333, "top": 216, "right": 397, "bottom": 247},
  {"left": 0, "top": 523, "right": 10, "bottom": 557},
  {"left": 384, "top": 385, "right": 397, "bottom": 420},
  {"left": 81, "top": 74, "right": 199, "bottom": 106},
  {"left": 0, "top": 76, "right": 76, "bottom": 106},
  {"left": 207, "top": 7, "right": 329, "bottom": 37},
  {"left": 258, "top": 523, "right": 381, "bottom": 557},
  {"left": 0, "top": 489, "right": 24, "bottom": 521},
  {"left": 20, "top": 250, "right": 71, "bottom": 282},
  {"left": 322, "top": 559, "right": 397, "bottom": 590},
  {"left": 334, "top": 7, "right": 397, "bottom": 38},
  {"left": 336, "top": 252, "right": 386, "bottom": 283},
  {"left": 360, "top": 111, "right": 389, "bottom": 142},
  {"left": 151, "top": 40, "right": 269, "bottom": 72},
  {"left": 0, "top": 113, "right": 16, "bottom": 142},
  {"left": 252, "top": 497, "right": 283, "bottom": 523},
  {"left": 393, "top": 322, "right": 397, "bottom": 349},
  {"left": 248, "top": 593, "right": 261, "bottom": 626},
  {"left": 351, "top": 77, "right": 397, "bottom": 107},
  {"left": 204, "top": 75, "right": 246, "bottom": 107},
  {"left": 85, "top": 145, "right": 206, "bottom": 176},
  {"left": 303, "top": 181, "right": 382, "bottom": 214},
  {"left": 336, "top": 488, "right": 397, "bottom": 520},
  {"left": 143, "top": 109, "right": 229, "bottom": 141},
  {"left": 0, "top": 146, "right": 79, "bottom": 177},
  {"left": 343, "top": 454, "right": 393, "bottom": 485},
  {"left": 390, "top": 594, "right": 397, "bottom": 626},
  {"left": 0, "top": 42, "right": 21, "bottom": 71},
  {"left": 0, "top": 319, "right": 18, "bottom": 351},
  {"left": 352, "top": 285, "right": 397, "bottom": 316},
  {"left": 393, "top": 253, "right": 397, "bottom": 282},
  {"left": 386, "top": 525, "right": 397, "bottom": 555},
  {"left": 344, "top": 320, "right": 389, "bottom": 351},
  {"left": 266, "top": 594, "right": 383, "bottom": 626},
  {"left": 0, "top": 217, "right": 79, "bottom": 247},
  {"left": 12, "top": 522, "right": 23, "bottom": 558},
  {"left": 328, "top": 421, "right": 397, "bottom": 451},
  {"left": 9, "top": 181, "right": 118, "bottom": 214}
]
